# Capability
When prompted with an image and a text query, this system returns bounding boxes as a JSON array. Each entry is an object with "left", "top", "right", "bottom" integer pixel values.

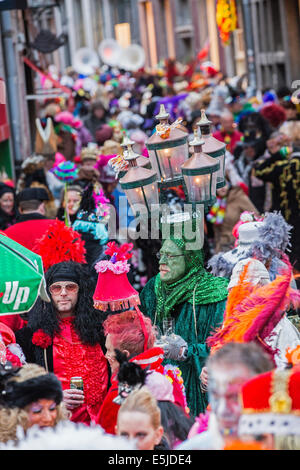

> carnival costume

[
  {"left": 140, "top": 220, "right": 229, "bottom": 416},
  {"left": 96, "top": 345, "right": 187, "bottom": 434},
  {"left": 208, "top": 211, "right": 293, "bottom": 282},
  {"left": 15, "top": 261, "right": 109, "bottom": 425},
  {"left": 238, "top": 365, "right": 300, "bottom": 439},
  {"left": 93, "top": 242, "right": 189, "bottom": 432},
  {"left": 207, "top": 256, "right": 300, "bottom": 368}
]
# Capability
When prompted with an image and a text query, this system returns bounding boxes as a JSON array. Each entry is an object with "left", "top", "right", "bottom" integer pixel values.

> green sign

[{"left": 0, "top": 233, "right": 50, "bottom": 315}]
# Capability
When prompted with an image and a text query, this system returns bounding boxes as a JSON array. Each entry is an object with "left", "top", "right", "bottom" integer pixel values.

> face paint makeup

[
  {"left": 27, "top": 399, "right": 58, "bottom": 429},
  {"left": 158, "top": 240, "right": 186, "bottom": 284},
  {"left": 208, "top": 363, "right": 254, "bottom": 438}
]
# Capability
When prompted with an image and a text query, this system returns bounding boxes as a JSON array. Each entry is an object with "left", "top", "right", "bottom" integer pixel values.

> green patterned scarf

[{"left": 154, "top": 239, "right": 228, "bottom": 320}]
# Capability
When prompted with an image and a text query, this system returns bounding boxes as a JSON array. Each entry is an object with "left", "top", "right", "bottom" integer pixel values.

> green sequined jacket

[{"left": 140, "top": 276, "right": 227, "bottom": 417}]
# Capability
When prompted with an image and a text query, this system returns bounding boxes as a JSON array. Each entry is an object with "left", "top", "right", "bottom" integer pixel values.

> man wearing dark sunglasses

[
  {"left": 49, "top": 281, "right": 79, "bottom": 319},
  {"left": 16, "top": 261, "right": 109, "bottom": 426}
]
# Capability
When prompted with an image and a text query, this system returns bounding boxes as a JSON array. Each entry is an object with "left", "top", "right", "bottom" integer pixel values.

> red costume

[
  {"left": 96, "top": 346, "right": 187, "bottom": 434},
  {"left": 52, "top": 317, "right": 108, "bottom": 424},
  {"left": 0, "top": 321, "right": 24, "bottom": 367},
  {"left": 213, "top": 129, "right": 243, "bottom": 154},
  {"left": 0, "top": 314, "right": 27, "bottom": 332},
  {"left": 4, "top": 217, "right": 54, "bottom": 251}
]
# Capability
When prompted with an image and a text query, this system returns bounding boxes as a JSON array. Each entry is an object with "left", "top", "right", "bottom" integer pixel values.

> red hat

[
  {"left": 93, "top": 241, "right": 140, "bottom": 312},
  {"left": 33, "top": 219, "right": 87, "bottom": 271},
  {"left": 238, "top": 367, "right": 300, "bottom": 436}
]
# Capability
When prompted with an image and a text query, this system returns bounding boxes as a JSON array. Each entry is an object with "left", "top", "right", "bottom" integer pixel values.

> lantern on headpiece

[
  {"left": 121, "top": 133, "right": 151, "bottom": 170},
  {"left": 145, "top": 104, "right": 189, "bottom": 187},
  {"left": 119, "top": 148, "right": 159, "bottom": 217},
  {"left": 196, "top": 109, "right": 226, "bottom": 188},
  {"left": 181, "top": 129, "right": 219, "bottom": 208}
]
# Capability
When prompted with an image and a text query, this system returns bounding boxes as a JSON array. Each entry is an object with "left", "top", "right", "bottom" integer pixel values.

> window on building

[
  {"left": 73, "top": 0, "right": 85, "bottom": 47},
  {"left": 111, "top": 0, "right": 132, "bottom": 24},
  {"left": 175, "top": 0, "right": 192, "bottom": 26},
  {"left": 271, "top": 0, "right": 283, "bottom": 51},
  {"left": 91, "top": 0, "right": 104, "bottom": 47}
]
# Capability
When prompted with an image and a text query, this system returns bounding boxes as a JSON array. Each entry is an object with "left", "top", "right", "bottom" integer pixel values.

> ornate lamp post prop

[
  {"left": 145, "top": 104, "right": 189, "bottom": 188},
  {"left": 196, "top": 109, "right": 226, "bottom": 189},
  {"left": 181, "top": 129, "right": 220, "bottom": 209},
  {"left": 113, "top": 106, "right": 226, "bottom": 238}
]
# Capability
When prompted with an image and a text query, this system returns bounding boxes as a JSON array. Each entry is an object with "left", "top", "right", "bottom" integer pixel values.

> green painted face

[{"left": 158, "top": 239, "right": 186, "bottom": 284}]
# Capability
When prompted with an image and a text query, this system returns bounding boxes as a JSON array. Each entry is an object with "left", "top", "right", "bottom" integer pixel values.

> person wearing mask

[
  {"left": 56, "top": 184, "right": 83, "bottom": 225},
  {"left": 177, "top": 342, "right": 274, "bottom": 450}
]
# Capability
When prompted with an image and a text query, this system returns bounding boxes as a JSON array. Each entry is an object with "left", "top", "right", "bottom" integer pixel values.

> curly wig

[{"left": 27, "top": 261, "right": 107, "bottom": 346}]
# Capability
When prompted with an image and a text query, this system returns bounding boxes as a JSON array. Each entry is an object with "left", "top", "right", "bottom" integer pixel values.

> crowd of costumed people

[{"left": 0, "top": 50, "right": 299, "bottom": 451}]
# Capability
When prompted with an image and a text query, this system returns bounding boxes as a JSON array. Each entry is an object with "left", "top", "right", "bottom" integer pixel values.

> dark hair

[
  {"left": 91, "top": 100, "right": 106, "bottom": 113},
  {"left": 206, "top": 342, "right": 274, "bottom": 375},
  {"left": 27, "top": 261, "right": 106, "bottom": 347},
  {"left": 19, "top": 199, "right": 42, "bottom": 212},
  {"left": 276, "top": 86, "right": 291, "bottom": 99},
  {"left": 157, "top": 401, "right": 194, "bottom": 449}
]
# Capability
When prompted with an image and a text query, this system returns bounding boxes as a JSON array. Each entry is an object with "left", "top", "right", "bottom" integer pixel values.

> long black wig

[{"left": 27, "top": 261, "right": 107, "bottom": 348}]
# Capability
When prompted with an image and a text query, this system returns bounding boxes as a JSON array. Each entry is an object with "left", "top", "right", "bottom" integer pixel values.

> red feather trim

[
  {"left": 33, "top": 219, "right": 87, "bottom": 271},
  {"left": 105, "top": 241, "right": 133, "bottom": 261}
]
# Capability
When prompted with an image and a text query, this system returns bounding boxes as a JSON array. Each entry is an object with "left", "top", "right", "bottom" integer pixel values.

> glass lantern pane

[
  {"left": 183, "top": 172, "right": 217, "bottom": 203},
  {"left": 142, "top": 181, "right": 159, "bottom": 211},
  {"left": 149, "top": 144, "right": 188, "bottom": 181},
  {"left": 216, "top": 153, "right": 226, "bottom": 186},
  {"left": 125, "top": 181, "right": 159, "bottom": 215},
  {"left": 148, "top": 149, "right": 162, "bottom": 180}
]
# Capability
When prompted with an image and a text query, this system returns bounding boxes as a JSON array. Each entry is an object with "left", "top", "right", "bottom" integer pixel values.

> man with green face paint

[{"left": 139, "top": 229, "right": 229, "bottom": 418}]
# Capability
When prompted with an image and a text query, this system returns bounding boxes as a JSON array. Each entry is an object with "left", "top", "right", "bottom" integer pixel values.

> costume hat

[
  {"left": 33, "top": 219, "right": 87, "bottom": 271},
  {"left": 52, "top": 161, "right": 78, "bottom": 182},
  {"left": 208, "top": 211, "right": 292, "bottom": 280},
  {"left": 239, "top": 367, "right": 300, "bottom": 436},
  {"left": 207, "top": 255, "right": 300, "bottom": 360},
  {"left": 227, "top": 257, "right": 270, "bottom": 290},
  {"left": 0, "top": 363, "right": 63, "bottom": 409},
  {"left": 93, "top": 241, "right": 140, "bottom": 312},
  {"left": 80, "top": 143, "right": 100, "bottom": 162}
]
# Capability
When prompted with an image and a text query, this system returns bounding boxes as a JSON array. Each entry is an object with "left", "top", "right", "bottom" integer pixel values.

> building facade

[{"left": 1, "top": 0, "right": 299, "bottom": 172}]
